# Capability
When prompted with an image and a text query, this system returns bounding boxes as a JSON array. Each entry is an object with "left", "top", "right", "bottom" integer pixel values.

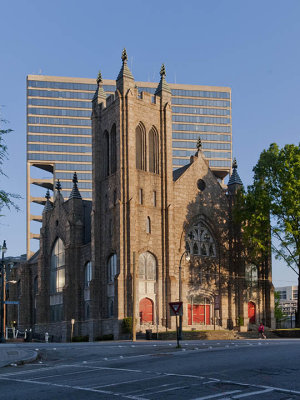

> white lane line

[
  {"left": 30, "top": 368, "right": 96, "bottom": 380},
  {"left": 0, "top": 376, "right": 148, "bottom": 399},
  {"left": 0, "top": 364, "right": 76, "bottom": 377},
  {"left": 192, "top": 390, "right": 242, "bottom": 400},
  {"left": 232, "top": 388, "right": 273, "bottom": 398},
  {"left": 72, "top": 365, "right": 142, "bottom": 373},
  {"left": 90, "top": 374, "right": 164, "bottom": 389},
  {"left": 218, "top": 379, "right": 300, "bottom": 396},
  {"left": 163, "top": 373, "right": 207, "bottom": 379},
  {"left": 139, "top": 384, "right": 188, "bottom": 396}
]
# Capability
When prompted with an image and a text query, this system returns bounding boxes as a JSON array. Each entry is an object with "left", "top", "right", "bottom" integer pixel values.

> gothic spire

[
  {"left": 55, "top": 179, "right": 62, "bottom": 191},
  {"left": 155, "top": 63, "right": 171, "bottom": 95},
  {"left": 196, "top": 136, "right": 202, "bottom": 152},
  {"left": 228, "top": 158, "right": 243, "bottom": 187},
  {"left": 69, "top": 172, "right": 82, "bottom": 200},
  {"left": 43, "top": 189, "right": 53, "bottom": 214},
  {"left": 93, "top": 70, "right": 107, "bottom": 102},
  {"left": 116, "top": 48, "right": 134, "bottom": 81},
  {"left": 54, "top": 179, "right": 64, "bottom": 202}
]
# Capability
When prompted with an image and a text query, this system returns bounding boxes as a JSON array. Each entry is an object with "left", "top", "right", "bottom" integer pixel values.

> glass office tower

[{"left": 27, "top": 75, "right": 231, "bottom": 257}]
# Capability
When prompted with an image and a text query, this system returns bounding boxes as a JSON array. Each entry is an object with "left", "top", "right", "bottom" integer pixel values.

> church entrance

[
  {"left": 188, "top": 296, "right": 211, "bottom": 325},
  {"left": 248, "top": 301, "right": 256, "bottom": 324},
  {"left": 139, "top": 298, "right": 153, "bottom": 324}
]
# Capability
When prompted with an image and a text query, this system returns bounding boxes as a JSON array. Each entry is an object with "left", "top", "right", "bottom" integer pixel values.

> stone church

[{"left": 14, "top": 51, "right": 274, "bottom": 341}]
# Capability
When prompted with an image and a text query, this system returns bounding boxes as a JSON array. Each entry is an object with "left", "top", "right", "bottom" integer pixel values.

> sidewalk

[{"left": 0, "top": 345, "right": 38, "bottom": 367}]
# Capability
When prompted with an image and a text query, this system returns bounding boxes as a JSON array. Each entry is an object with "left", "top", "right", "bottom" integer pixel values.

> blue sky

[{"left": 0, "top": 0, "right": 299, "bottom": 286}]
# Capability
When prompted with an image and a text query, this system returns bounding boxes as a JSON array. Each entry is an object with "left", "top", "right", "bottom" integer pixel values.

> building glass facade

[{"left": 27, "top": 76, "right": 232, "bottom": 257}]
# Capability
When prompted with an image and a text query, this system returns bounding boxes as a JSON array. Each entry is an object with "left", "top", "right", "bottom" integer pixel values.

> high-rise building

[{"left": 27, "top": 75, "right": 231, "bottom": 257}]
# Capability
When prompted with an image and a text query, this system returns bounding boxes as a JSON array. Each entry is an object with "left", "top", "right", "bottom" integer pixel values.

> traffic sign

[{"left": 169, "top": 301, "right": 183, "bottom": 316}]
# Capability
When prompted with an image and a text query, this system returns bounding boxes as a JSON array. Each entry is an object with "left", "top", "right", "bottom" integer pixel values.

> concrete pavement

[{"left": 0, "top": 344, "right": 38, "bottom": 367}]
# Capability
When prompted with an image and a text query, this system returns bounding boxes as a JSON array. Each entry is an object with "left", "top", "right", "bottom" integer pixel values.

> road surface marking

[
  {"left": 0, "top": 376, "right": 148, "bottom": 399},
  {"left": 192, "top": 390, "right": 242, "bottom": 400},
  {"left": 29, "top": 368, "right": 96, "bottom": 380},
  {"left": 90, "top": 374, "right": 164, "bottom": 389},
  {"left": 139, "top": 384, "right": 188, "bottom": 396},
  {"left": 231, "top": 388, "right": 273, "bottom": 398}
]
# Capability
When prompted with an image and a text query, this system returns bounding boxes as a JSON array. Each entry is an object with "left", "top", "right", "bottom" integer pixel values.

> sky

[{"left": 0, "top": 0, "right": 299, "bottom": 287}]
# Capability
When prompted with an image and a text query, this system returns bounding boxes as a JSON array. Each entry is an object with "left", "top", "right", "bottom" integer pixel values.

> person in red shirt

[{"left": 258, "top": 322, "right": 266, "bottom": 339}]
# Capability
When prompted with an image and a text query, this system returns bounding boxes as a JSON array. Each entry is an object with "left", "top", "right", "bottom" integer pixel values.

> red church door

[
  {"left": 248, "top": 301, "right": 256, "bottom": 324},
  {"left": 188, "top": 304, "right": 210, "bottom": 325},
  {"left": 139, "top": 298, "right": 153, "bottom": 323}
]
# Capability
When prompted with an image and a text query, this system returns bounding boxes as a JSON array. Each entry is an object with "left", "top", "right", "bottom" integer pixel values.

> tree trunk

[{"left": 297, "top": 270, "right": 300, "bottom": 328}]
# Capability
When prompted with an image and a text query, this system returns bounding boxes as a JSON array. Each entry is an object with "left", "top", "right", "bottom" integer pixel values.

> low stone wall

[
  {"left": 273, "top": 329, "right": 300, "bottom": 338},
  {"left": 149, "top": 330, "right": 238, "bottom": 340}
]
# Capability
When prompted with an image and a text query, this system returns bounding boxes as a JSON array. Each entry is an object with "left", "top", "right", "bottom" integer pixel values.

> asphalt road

[{"left": 1, "top": 339, "right": 300, "bottom": 399}]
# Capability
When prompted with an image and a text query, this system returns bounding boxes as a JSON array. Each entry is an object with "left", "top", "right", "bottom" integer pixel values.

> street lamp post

[
  {"left": 179, "top": 250, "right": 190, "bottom": 340},
  {"left": 0, "top": 240, "right": 7, "bottom": 343}
]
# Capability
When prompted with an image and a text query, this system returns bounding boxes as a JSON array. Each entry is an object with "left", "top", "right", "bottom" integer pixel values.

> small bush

[
  {"left": 121, "top": 317, "right": 132, "bottom": 334},
  {"left": 95, "top": 334, "right": 114, "bottom": 341},
  {"left": 72, "top": 335, "right": 89, "bottom": 342}
]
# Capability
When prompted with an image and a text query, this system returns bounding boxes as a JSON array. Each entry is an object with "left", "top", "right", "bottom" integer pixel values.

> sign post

[{"left": 169, "top": 302, "right": 183, "bottom": 348}]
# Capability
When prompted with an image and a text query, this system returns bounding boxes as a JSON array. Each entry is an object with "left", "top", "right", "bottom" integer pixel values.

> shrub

[
  {"left": 121, "top": 317, "right": 132, "bottom": 334},
  {"left": 72, "top": 335, "right": 89, "bottom": 342},
  {"left": 95, "top": 334, "right": 114, "bottom": 341}
]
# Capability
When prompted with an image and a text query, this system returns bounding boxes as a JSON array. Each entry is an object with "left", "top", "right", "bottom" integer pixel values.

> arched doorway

[
  {"left": 139, "top": 298, "right": 153, "bottom": 324},
  {"left": 248, "top": 301, "right": 256, "bottom": 324}
]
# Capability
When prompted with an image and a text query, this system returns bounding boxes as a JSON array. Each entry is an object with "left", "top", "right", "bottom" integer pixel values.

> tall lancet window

[
  {"left": 103, "top": 130, "right": 109, "bottom": 177},
  {"left": 50, "top": 238, "right": 65, "bottom": 294},
  {"left": 110, "top": 124, "right": 117, "bottom": 174},
  {"left": 148, "top": 126, "right": 159, "bottom": 174},
  {"left": 136, "top": 122, "right": 146, "bottom": 171}
]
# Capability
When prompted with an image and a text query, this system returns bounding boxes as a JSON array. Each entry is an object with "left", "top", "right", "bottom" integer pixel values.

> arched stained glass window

[
  {"left": 110, "top": 124, "right": 117, "bottom": 174},
  {"left": 108, "top": 254, "right": 117, "bottom": 283},
  {"left": 139, "top": 252, "right": 156, "bottom": 281},
  {"left": 186, "top": 221, "right": 216, "bottom": 258},
  {"left": 103, "top": 130, "right": 109, "bottom": 177},
  {"left": 148, "top": 126, "right": 159, "bottom": 174},
  {"left": 193, "top": 243, "right": 199, "bottom": 255},
  {"left": 136, "top": 122, "right": 146, "bottom": 170},
  {"left": 50, "top": 238, "right": 65, "bottom": 293},
  {"left": 85, "top": 261, "right": 92, "bottom": 287}
]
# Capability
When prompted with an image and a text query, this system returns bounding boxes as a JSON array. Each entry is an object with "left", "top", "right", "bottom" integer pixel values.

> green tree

[
  {"left": 234, "top": 143, "right": 300, "bottom": 326},
  {"left": 274, "top": 291, "right": 285, "bottom": 323},
  {"left": 0, "top": 118, "right": 20, "bottom": 213}
]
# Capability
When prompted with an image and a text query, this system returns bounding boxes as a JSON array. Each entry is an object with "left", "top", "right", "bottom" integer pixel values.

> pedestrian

[{"left": 258, "top": 322, "right": 266, "bottom": 339}]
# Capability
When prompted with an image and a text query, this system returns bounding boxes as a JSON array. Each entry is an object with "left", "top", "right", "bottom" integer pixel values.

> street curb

[{"left": 1, "top": 350, "right": 38, "bottom": 368}]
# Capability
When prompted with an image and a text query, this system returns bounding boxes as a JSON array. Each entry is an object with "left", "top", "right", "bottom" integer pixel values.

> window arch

[
  {"left": 50, "top": 238, "right": 65, "bottom": 293},
  {"left": 103, "top": 130, "right": 109, "bottom": 177},
  {"left": 110, "top": 124, "right": 117, "bottom": 174},
  {"left": 148, "top": 126, "right": 159, "bottom": 174},
  {"left": 186, "top": 221, "right": 216, "bottom": 257},
  {"left": 108, "top": 298, "right": 114, "bottom": 318},
  {"left": 139, "top": 252, "right": 156, "bottom": 281},
  {"left": 85, "top": 261, "right": 92, "bottom": 288},
  {"left": 245, "top": 264, "right": 258, "bottom": 286},
  {"left": 107, "top": 254, "right": 117, "bottom": 283},
  {"left": 136, "top": 122, "right": 146, "bottom": 170}
]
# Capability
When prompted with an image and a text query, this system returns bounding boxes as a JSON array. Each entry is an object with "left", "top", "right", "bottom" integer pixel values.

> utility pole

[
  {"left": 0, "top": 240, "right": 7, "bottom": 343},
  {"left": 132, "top": 252, "right": 136, "bottom": 341}
]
